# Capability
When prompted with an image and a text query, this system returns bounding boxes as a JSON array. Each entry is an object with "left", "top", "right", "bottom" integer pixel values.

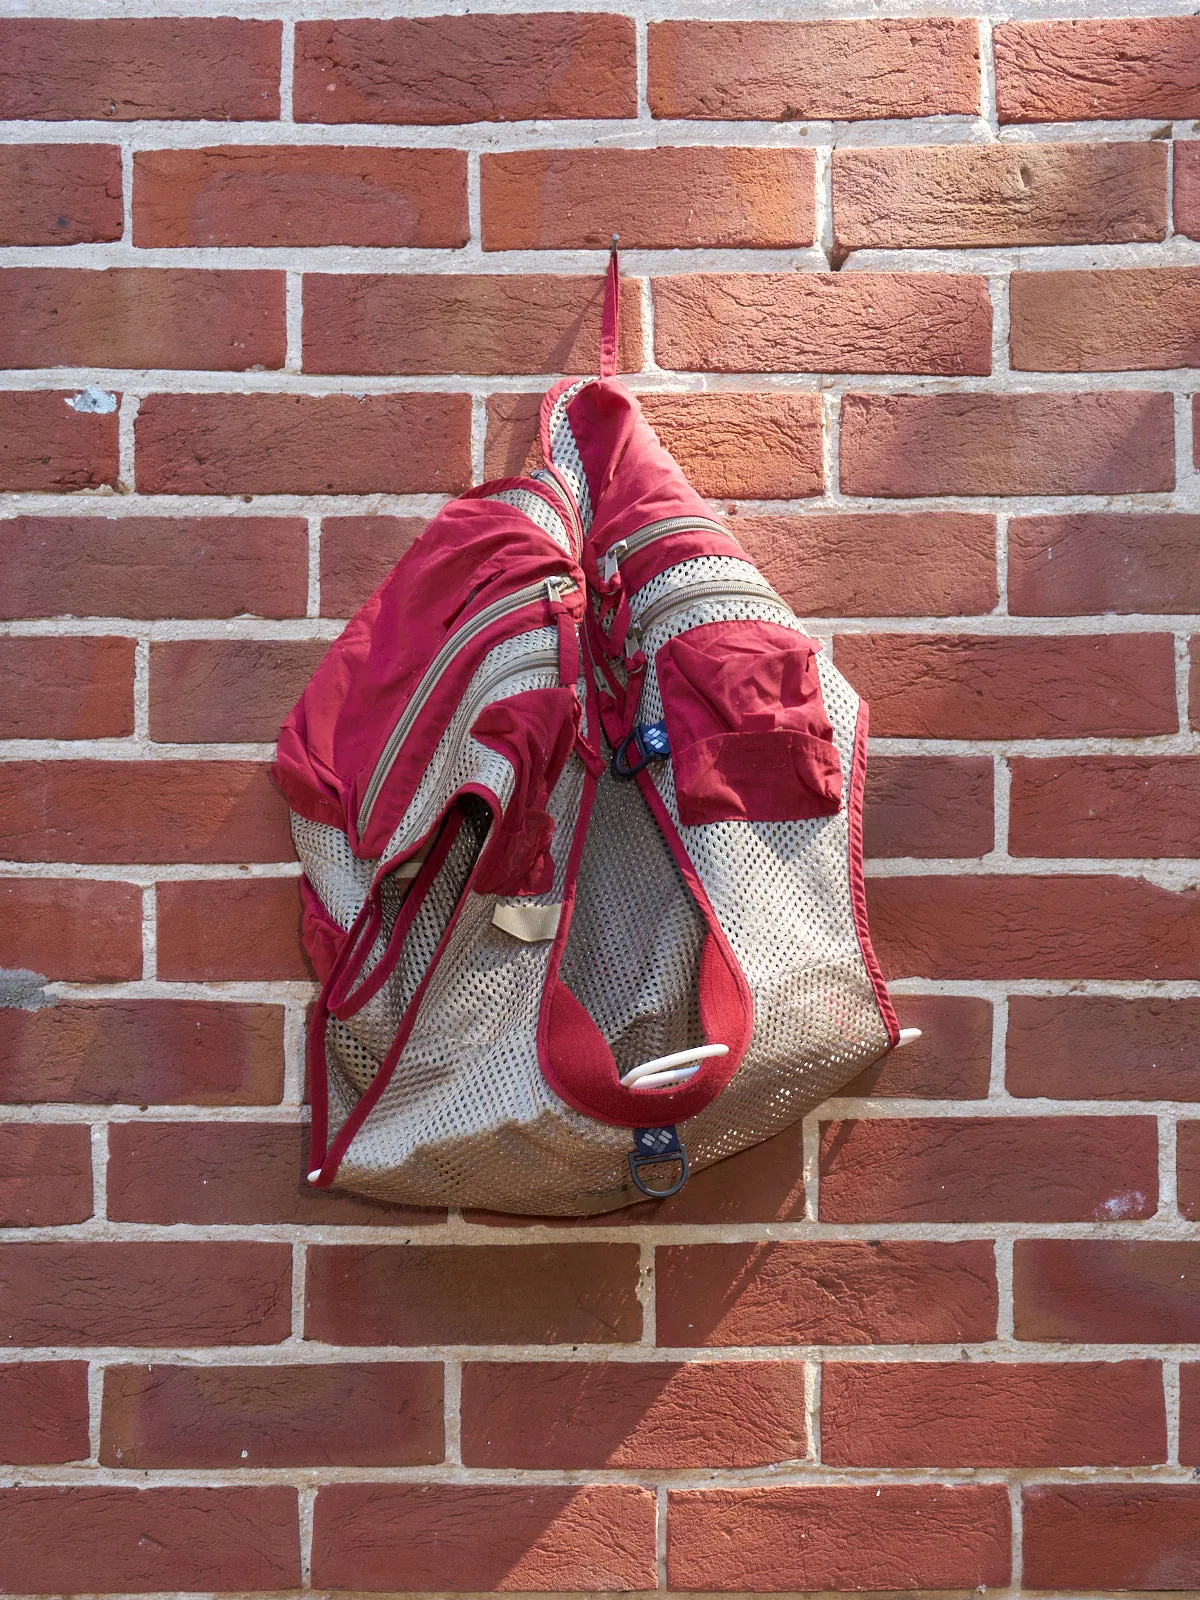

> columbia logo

[{"left": 635, "top": 1127, "right": 677, "bottom": 1156}]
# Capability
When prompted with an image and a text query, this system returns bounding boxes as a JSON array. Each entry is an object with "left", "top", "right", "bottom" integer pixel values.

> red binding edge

[{"left": 847, "top": 701, "right": 900, "bottom": 1046}]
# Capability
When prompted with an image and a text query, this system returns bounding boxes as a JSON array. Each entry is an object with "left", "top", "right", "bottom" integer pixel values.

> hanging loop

[{"left": 599, "top": 234, "right": 620, "bottom": 379}]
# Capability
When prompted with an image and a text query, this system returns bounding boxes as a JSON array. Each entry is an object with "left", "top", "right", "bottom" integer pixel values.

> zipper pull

[
  {"left": 544, "top": 575, "right": 568, "bottom": 605},
  {"left": 602, "top": 541, "right": 628, "bottom": 584}
]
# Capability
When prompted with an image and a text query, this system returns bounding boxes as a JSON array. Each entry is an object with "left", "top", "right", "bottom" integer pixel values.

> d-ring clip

[{"left": 628, "top": 1125, "right": 690, "bottom": 1199}]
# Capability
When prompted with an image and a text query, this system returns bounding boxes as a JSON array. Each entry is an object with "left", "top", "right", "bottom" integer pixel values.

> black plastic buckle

[
  {"left": 628, "top": 1125, "right": 689, "bottom": 1199},
  {"left": 612, "top": 720, "right": 670, "bottom": 780}
]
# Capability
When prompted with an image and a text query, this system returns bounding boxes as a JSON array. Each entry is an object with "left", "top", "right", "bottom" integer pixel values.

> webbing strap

[{"left": 599, "top": 236, "right": 620, "bottom": 379}]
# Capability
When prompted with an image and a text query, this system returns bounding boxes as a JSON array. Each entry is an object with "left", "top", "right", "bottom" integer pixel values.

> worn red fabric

[{"left": 471, "top": 687, "right": 581, "bottom": 896}]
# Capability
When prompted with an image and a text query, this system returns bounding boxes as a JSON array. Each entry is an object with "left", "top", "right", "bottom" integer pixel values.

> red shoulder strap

[{"left": 599, "top": 235, "right": 620, "bottom": 378}]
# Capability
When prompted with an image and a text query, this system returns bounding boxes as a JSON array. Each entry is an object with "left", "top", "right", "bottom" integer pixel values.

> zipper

[
  {"left": 358, "top": 575, "right": 576, "bottom": 835},
  {"left": 628, "top": 575, "right": 793, "bottom": 655},
  {"left": 603, "top": 515, "right": 736, "bottom": 582},
  {"left": 530, "top": 468, "right": 585, "bottom": 557}
]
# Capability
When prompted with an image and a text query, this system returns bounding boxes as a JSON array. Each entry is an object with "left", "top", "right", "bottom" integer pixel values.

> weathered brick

[
  {"left": 1024, "top": 1485, "right": 1200, "bottom": 1590},
  {"left": 864, "top": 756, "right": 994, "bottom": 858},
  {"left": 995, "top": 19, "right": 1200, "bottom": 123},
  {"left": 0, "top": 516, "right": 308, "bottom": 620},
  {"left": 1008, "top": 996, "right": 1200, "bottom": 1102},
  {"left": 0, "top": 1000, "right": 284, "bottom": 1106},
  {"left": 842, "top": 995, "right": 993, "bottom": 1100},
  {"left": 321, "top": 516, "right": 427, "bottom": 617},
  {"left": 107, "top": 1122, "right": 438, "bottom": 1225},
  {"left": 0, "top": 1242, "right": 291, "bottom": 1346},
  {"left": 656, "top": 1242, "right": 996, "bottom": 1346},
  {"left": 0, "top": 1124, "right": 92, "bottom": 1226},
  {"left": 835, "top": 632, "right": 1177, "bottom": 739},
  {"left": 135, "top": 146, "right": 467, "bottom": 248},
  {"left": 840, "top": 390, "right": 1174, "bottom": 497},
  {"left": 0, "top": 269, "right": 284, "bottom": 371},
  {"left": 833, "top": 142, "right": 1167, "bottom": 249},
  {"left": 1177, "top": 142, "right": 1200, "bottom": 240},
  {"left": 819, "top": 1115, "right": 1157, "bottom": 1222},
  {"left": 1177, "top": 1124, "right": 1200, "bottom": 1220},
  {"left": 303, "top": 273, "right": 643, "bottom": 376},
  {"left": 101, "top": 1362, "right": 443, "bottom": 1468},
  {"left": 0, "top": 18, "right": 280, "bottom": 120},
  {"left": 823, "top": 1361, "right": 1165, "bottom": 1467},
  {"left": 1009, "top": 512, "right": 1200, "bottom": 616},
  {"left": 312, "top": 1483, "right": 656, "bottom": 1592},
  {"left": 462, "top": 1361, "right": 807, "bottom": 1467},
  {"left": 1177, "top": 1364, "right": 1200, "bottom": 1460},
  {"left": 156, "top": 878, "right": 309, "bottom": 982},
  {"left": 295, "top": 14, "right": 636, "bottom": 123},
  {"left": 870, "top": 874, "right": 1200, "bottom": 981},
  {"left": 0, "top": 1363, "right": 89, "bottom": 1464},
  {"left": 1011, "top": 267, "right": 1200, "bottom": 372},
  {"left": 306, "top": 1245, "right": 641, "bottom": 1345},
  {"left": 0, "top": 390, "right": 118, "bottom": 492},
  {"left": 1010, "top": 757, "right": 1200, "bottom": 857},
  {"left": 1015, "top": 1240, "right": 1200, "bottom": 1342},
  {"left": 0, "top": 761, "right": 292, "bottom": 864},
  {"left": 136, "top": 393, "right": 470, "bottom": 496},
  {"left": 667, "top": 1485, "right": 1010, "bottom": 1591},
  {"left": 0, "top": 636, "right": 134, "bottom": 738},
  {"left": 0, "top": 144, "right": 122, "bottom": 245},
  {"left": 150, "top": 640, "right": 327, "bottom": 743},
  {"left": 0, "top": 878, "right": 141, "bottom": 981},
  {"left": 654, "top": 272, "right": 991, "bottom": 376},
  {"left": 0, "top": 1486, "right": 298, "bottom": 1593},
  {"left": 648, "top": 19, "right": 980, "bottom": 120},
  {"left": 482, "top": 148, "right": 816, "bottom": 249}
]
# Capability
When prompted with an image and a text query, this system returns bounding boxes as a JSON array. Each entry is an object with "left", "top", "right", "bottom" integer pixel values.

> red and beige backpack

[{"left": 272, "top": 254, "right": 910, "bottom": 1216}]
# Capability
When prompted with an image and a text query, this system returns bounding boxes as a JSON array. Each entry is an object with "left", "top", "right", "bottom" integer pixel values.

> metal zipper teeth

[
  {"left": 358, "top": 576, "right": 577, "bottom": 833},
  {"left": 633, "top": 576, "right": 794, "bottom": 641},
  {"left": 603, "top": 515, "right": 737, "bottom": 579}
]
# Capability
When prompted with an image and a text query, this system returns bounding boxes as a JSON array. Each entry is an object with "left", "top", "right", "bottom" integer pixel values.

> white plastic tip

[
  {"left": 896, "top": 1028, "right": 923, "bottom": 1049},
  {"left": 307, "top": 1169, "right": 324, "bottom": 1184}
]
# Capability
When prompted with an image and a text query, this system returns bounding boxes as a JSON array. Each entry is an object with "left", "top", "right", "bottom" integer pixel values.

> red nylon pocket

[{"left": 656, "top": 620, "right": 843, "bottom": 826}]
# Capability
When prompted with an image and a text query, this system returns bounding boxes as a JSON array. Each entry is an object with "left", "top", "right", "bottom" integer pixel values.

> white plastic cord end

[
  {"left": 896, "top": 1028, "right": 923, "bottom": 1049},
  {"left": 307, "top": 1169, "right": 324, "bottom": 1184}
]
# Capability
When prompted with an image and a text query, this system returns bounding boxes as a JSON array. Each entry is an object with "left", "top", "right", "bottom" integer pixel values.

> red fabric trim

[
  {"left": 599, "top": 245, "right": 620, "bottom": 378},
  {"left": 847, "top": 701, "right": 900, "bottom": 1046}
]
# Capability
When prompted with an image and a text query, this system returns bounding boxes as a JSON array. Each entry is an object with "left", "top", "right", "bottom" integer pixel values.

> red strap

[{"left": 599, "top": 236, "right": 620, "bottom": 378}]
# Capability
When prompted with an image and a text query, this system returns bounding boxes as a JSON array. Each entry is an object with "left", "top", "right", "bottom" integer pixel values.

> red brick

[
  {"left": 654, "top": 272, "right": 991, "bottom": 376},
  {"left": 1177, "top": 1364, "right": 1200, "bottom": 1460},
  {"left": 1177, "top": 142, "right": 1200, "bottom": 240},
  {"left": 482, "top": 148, "right": 815, "bottom": 250},
  {"left": 0, "top": 636, "right": 134, "bottom": 738},
  {"left": 156, "top": 878, "right": 309, "bottom": 982},
  {"left": 0, "top": 761, "right": 292, "bottom": 864},
  {"left": 0, "top": 516, "right": 307, "bottom": 621},
  {"left": 1011, "top": 757, "right": 1200, "bottom": 857},
  {"left": 306, "top": 1244, "right": 641, "bottom": 1345},
  {"left": 1008, "top": 996, "right": 1200, "bottom": 1102},
  {"left": 1012, "top": 267, "right": 1200, "bottom": 373},
  {"left": 321, "top": 516, "right": 425, "bottom": 617},
  {"left": 842, "top": 995, "right": 993, "bottom": 1100},
  {"left": 656, "top": 1242, "right": 996, "bottom": 1347},
  {"left": 303, "top": 273, "right": 643, "bottom": 377},
  {"left": 0, "top": 878, "right": 140, "bottom": 981},
  {"left": 150, "top": 640, "right": 327, "bottom": 743},
  {"left": 841, "top": 390, "right": 1174, "bottom": 496},
  {"left": 0, "top": 1124, "right": 91, "bottom": 1226},
  {"left": 864, "top": 756, "right": 994, "bottom": 858},
  {"left": 0, "top": 1000, "right": 283, "bottom": 1106},
  {"left": 1016, "top": 1240, "right": 1200, "bottom": 1342},
  {"left": 462, "top": 1361, "right": 806, "bottom": 1468},
  {"left": 835, "top": 632, "right": 1176, "bottom": 739},
  {"left": 0, "top": 18, "right": 280, "bottom": 120},
  {"left": 823, "top": 1360, "right": 1164, "bottom": 1467},
  {"left": 668, "top": 1485, "right": 1009, "bottom": 1592},
  {"left": 1010, "top": 512, "right": 1200, "bottom": 616},
  {"left": 996, "top": 19, "right": 1200, "bottom": 123},
  {"left": 870, "top": 874, "right": 1200, "bottom": 981},
  {"left": 738, "top": 512, "right": 996, "bottom": 616},
  {"left": 313, "top": 1483, "right": 655, "bottom": 1592},
  {"left": 0, "top": 1241, "right": 291, "bottom": 1345},
  {"left": 485, "top": 393, "right": 550, "bottom": 480},
  {"left": 649, "top": 19, "right": 980, "bottom": 120},
  {"left": 295, "top": 14, "right": 636, "bottom": 124},
  {"left": 819, "top": 1115, "right": 1157, "bottom": 1223},
  {"left": 833, "top": 142, "right": 1167, "bottom": 249},
  {"left": 101, "top": 1362, "right": 443, "bottom": 1468},
  {"left": 135, "top": 146, "right": 467, "bottom": 249},
  {"left": 136, "top": 392, "right": 470, "bottom": 496},
  {"left": 0, "top": 144, "right": 122, "bottom": 245},
  {"left": 0, "top": 269, "right": 284, "bottom": 372},
  {"left": 0, "top": 390, "right": 118, "bottom": 492},
  {"left": 1025, "top": 1485, "right": 1200, "bottom": 1590},
  {"left": 0, "top": 1363, "right": 89, "bottom": 1464},
  {"left": 107, "top": 1122, "right": 439, "bottom": 1226},
  {"left": 1177, "top": 1125, "right": 1200, "bottom": 1220},
  {"left": 0, "top": 1486, "right": 298, "bottom": 1593}
]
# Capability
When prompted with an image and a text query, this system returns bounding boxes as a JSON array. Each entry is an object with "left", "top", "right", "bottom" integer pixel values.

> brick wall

[{"left": 2, "top": 4, "right": 1199, "bottom": 1595}]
